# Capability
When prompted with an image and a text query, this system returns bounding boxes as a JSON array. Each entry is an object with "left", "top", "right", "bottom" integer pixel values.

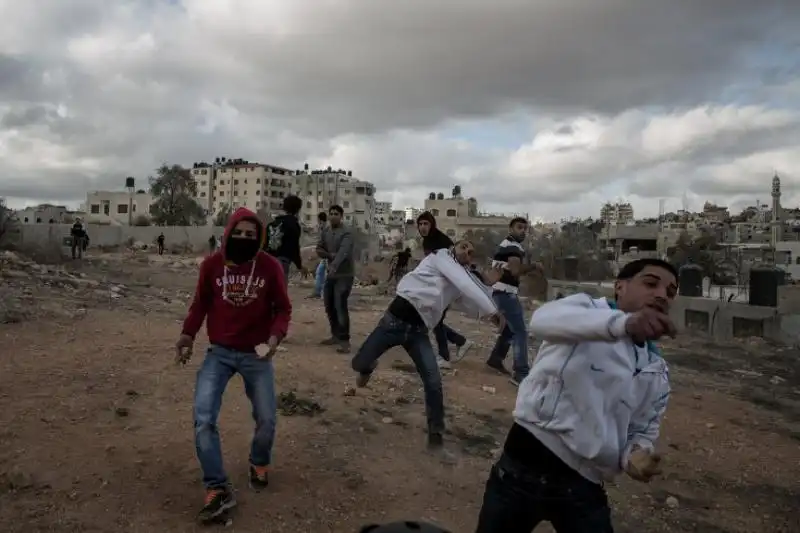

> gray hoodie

[{"left": 316, "top": 224, "right": 354, "bottom": 278}]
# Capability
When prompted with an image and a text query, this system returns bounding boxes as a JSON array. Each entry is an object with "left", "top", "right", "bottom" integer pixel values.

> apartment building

[
  {"left": 190, "top": 157, "right": 294, "bottom": 218},
  {"left": 84, "top": 191, "right": 154, "bottom": 225},
  {"left": 293, "top": 166, "right": 376, "bottom": 232},
  {"left": 423, "top": 187, "right": 526, "bottom": 239},
  {"left": 600, "top": 202, "right": 634, "bottom": 224}
]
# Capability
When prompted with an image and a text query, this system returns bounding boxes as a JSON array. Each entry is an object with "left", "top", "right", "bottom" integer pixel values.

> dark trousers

[
  {"left": 432, "top": 308, "right": 465, "bottom": 360},
  {"left": 158, "top": 243, "right": 164, "bottom": 255},
  {"left": 351, "top": 312, "right": 444, "bottom": 436},
  {"left": 323, "top": 276, "right": 354, "bottom": 341},
  {"left": 476, "top": 433, "right": 613, "bottom": 533},
  {"left": 71, "top": 237, "right": 83, "bottom": 259}
]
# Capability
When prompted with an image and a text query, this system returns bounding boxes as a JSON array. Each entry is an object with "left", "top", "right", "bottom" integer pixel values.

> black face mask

[{"left": 226, "top": 237, "right": 260, "bottom": 265}]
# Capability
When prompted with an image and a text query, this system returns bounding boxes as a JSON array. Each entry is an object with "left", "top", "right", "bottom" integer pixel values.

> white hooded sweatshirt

[
  {"left": 396, "top": 248, "right": 497, "bottom": 329},
  {"left": 515, "top": 293, "right": 670, "bottom": 484}
]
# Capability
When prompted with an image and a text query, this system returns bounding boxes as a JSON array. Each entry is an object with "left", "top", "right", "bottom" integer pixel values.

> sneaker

[
  {"left": 437, "top": 358, "right": 452, "bottom": 370},
  {"left": 248, "top": 465, "right": 269, "bottom": 491},
  {"left": 509, "top": 373, "right": 528, "bottom": 388},
  {"left": 452, "top": 340, "right": 474, "bottom": 363},
  {"left": 336, "top": 341, "right": 351, "bottom": 354},
  {"left": 356, "top": 372, "right": 371, "bottom": 388},
  {"left": 197, "top": 487, "right": 236, "bottom": 524},
  {"left": 486, "top": 359, "right": 510, "bottom": 375},
  {"left": 427, "top": 433, "right": 457, "bottom": 464},
  {"left": 320, "top": 337, "right": 338, "bottom": 346}
]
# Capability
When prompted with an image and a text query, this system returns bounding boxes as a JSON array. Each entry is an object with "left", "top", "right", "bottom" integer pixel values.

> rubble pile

[{"left": 0, "top": 250, "right": 189, "bottom": 324}]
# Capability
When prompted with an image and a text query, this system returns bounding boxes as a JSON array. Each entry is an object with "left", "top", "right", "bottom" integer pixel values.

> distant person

[
  {"left": 316, "top": 205, "right": 355, "bottom": 353},
  {"left": 485, "top": 217, "right": 535, "bottom": 386},
  {"left": 208, "top": 235, "right": 217, "bottom": 254},
  {"left": 416, "top": 212, "right": 469, "bottom": 367},
  {"left": 265, "top": 195, "right": 305, "bottom": 287},
  {"left": 387, "top": 247, "right": 412, "bottom": 283},
  {"left": 175, "top": 207, "right": 291, "bottom": 524},
  {"left": 310, "top": 212, "right": 329, "bottom": 299},
  {"left": 157, "top": 233, "right": 165, "bottom": 255},
  {"left": 70, "top": 218, "right": 85, "bottom": 259}
]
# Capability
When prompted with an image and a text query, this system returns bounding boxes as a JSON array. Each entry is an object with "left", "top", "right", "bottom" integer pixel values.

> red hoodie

[{"left": 181, "top": 208, "right": 292, "bottom": 351}]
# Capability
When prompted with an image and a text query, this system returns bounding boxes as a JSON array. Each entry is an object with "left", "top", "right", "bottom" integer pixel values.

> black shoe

[
  {"left": 486, "top": 359, "right": 510, "bottom": 375},
  {"left": 197, "top": 487, "right": 236, "bottom": 524},
  {"left": 320, "top": 337, "right": 338, "bottom": 346},
  {"left": 248, "top": 465, "right": 269, "bottom": 491},
  {"left": 427, "top": 432, "right": 444, "bottom": 449},
  {"left": 336, "top": 341, "right": 351, "bottom": 354},
  {"left": 356, "top": 372, "right": 371, "bottom": 388}
]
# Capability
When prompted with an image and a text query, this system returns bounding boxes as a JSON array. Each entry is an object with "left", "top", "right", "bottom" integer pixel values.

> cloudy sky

[{"left": 1, "top": 0, "right": 799, "bottom": 221}]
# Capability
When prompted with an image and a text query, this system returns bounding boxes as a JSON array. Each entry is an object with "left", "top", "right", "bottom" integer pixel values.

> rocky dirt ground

[{"left": 1, "top": 250, "right": 798, "bottom": 533}]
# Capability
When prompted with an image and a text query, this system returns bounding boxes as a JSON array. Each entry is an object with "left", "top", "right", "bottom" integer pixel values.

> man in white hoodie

[
  {"left": 475, "top": 258, "right": 678, "bottom": 533},
  {"left": 351, "top": 240, "right": 504, "bottom": 453}
]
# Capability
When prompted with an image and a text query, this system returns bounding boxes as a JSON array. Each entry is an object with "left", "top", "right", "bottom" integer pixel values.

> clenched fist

[
  {"left": 625, "top": 307, "right": 676, "bottom": 344},
  {"left": 626, "top": 446, "right": 663, "bottom": 482}
]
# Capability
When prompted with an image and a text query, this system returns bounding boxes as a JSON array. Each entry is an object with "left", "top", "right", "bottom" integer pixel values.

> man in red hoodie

[{"left": 175, "top": 208, "right": 292, "bottom": 524}]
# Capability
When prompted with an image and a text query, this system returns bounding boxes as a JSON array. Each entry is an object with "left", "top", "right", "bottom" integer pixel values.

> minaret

[{"left": 771, "top": 172, "right": 782, "bottom": 247}]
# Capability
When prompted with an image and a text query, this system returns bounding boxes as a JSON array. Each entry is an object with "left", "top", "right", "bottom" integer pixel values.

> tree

[
  {"left": 667, "top": 230, "right": 734, "bottom": 285},
  {"left": 148, "top": 164, "right": 207, "bottom": 226},
  {"left": 214, "top": 203, "right": 232, "bottom": 227},
  {"left": 0, "top": 198, "right": 20, "bottom": 249}
]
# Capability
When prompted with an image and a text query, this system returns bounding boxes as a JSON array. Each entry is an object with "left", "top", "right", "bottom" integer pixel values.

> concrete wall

[
  {"left": 546, "top": 279, "right": 800, "bottom": 346},
  {"left": 18, "top": 223, "right": 225, "bottom": 251}
]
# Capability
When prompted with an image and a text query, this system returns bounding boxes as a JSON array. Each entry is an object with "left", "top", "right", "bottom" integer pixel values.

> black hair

[
  {"left": 329, "top": 204, "right": 344, "bottom": 215},
  {"left": 416, "top": 211, "right": 436, "bottom": 228},
  {"left": 616, "top": 258, "right": 678, "bottom": 281},
  {"left": 509, "top": 216, "right": 528, "bottom": 228},
  {"left": 317, "top": 211, "right": 328, "bottom": 222},
  {"left": 282, "top": 195, "right": 302, "bottom": 215}
]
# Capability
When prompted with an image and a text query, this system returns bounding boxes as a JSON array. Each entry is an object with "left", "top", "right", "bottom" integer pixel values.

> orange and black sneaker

[
  {"left": 197, "top": 486, "right": 236, "bottom": 524},
  {"left": 249, "top": 465, "right": 269, "bottom": 491}
]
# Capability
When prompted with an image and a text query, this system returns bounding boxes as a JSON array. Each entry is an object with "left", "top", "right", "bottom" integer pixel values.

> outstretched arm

[{"left": 529, "top": 293, "right": 630, "bottom": 343}]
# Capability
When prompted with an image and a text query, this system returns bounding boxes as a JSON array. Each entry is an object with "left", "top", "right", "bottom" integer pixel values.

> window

[
  {"left": 256, "top": 201, "right": 260, "bottom": 208},
  {"left": 343, "top": 201, "right": 350, "bottom": 208},
  {"left": 201, "top": 169, "right": 207, "bottom": 175},
  {"left": 23, "top": 217, "right": 28, "bottom": 222},
  {"left": 244, "top": 179, "right": 247, "bottom": 184},
  {"left": 233, "top": 190, "right": 239, "bottom": 196},
  {"left": 318, "top": 202, "right": 323, "bottom": 208},
  {"left": 446, "top": 209, "right": 456, "bottom": 217},
  {"left": 200, "top": 181, "right": 206, "bottom": 186},
  {"left": 243, "top": 190, "right": 247, "bottom": 195},
  {"left": 256, "top": 179, "right": 261, "bottom": 184},
  {"left": 431, "top": 209, "right": 439, "bottom": 216},
  {"left": 235, "top": 168, "right": 240, "bottom": 172},
  {"left": 446, "top": 229, "right": 456, "bottom": 237},
  {"left": 234, "top": 180, "right": 239, "bottom": 185},
  {"left": 90, "top": 204, "right": 100, "bottom": 214},
  {"left": 219, "top": 191, "right": 225, "bottom": 197},
  {"left": 305, "top": 214, "right": 311, "bottom": 221},
  {"left": 118, "top": 204, "right": 128, "bottom": 214},
  {"left": 200, "top": 192, "right": 206, "bottom": 197},
  {"left": 49, "top": 219, "right": 55, "bottom": 224},
  {"left": 219, "top": 180, "right": 225, "bottom": 185},
  {"left": 306, "top": 202, "right": 312, "bottom": 208},
  {"left": 194, "top": 169, "right": 200, "bottom": 174},
  {"left": 103, "top": 204, "right": 109, "bottom": 215},
  {"left": 36, "top": 217, "right": 41, "bottom": 223}
]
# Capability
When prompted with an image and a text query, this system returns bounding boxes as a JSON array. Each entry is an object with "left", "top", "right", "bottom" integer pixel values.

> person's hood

[
  {"left": 422, "top": 228, "right": 454, "bottom": 254},
  {"left": 221, "top": 207, "right": 265, "bottom": 263},
  {"left": 416, "top": 211, "right": 437, "bottom": 230}
]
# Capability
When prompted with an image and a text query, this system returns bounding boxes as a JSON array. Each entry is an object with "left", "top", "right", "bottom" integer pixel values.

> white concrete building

[
  {"left": 84, "top": 191, "right": 154, "bottom": 225},
  {"left": 189, "top": 158, "right": 294, "bottom": 218},
  {"left": 293, "top": 167, "right": 376, "bottom": 233},
  {"left": 16, "top": 204, "right": 70, "bottom": 224}
]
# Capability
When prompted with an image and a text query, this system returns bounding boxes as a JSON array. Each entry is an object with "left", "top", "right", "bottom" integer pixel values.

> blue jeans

[
  {"left": 433, "top": 308, "right": 466, "bottom": 360},
  {"left": 324, "top": 276, "right": 354, "bottom": 341},
  {"left": 278, "top": 257, "right": 291, "bottom": 287},
  {"left": 351, "top": 312, "right": 445, "bottom": 435},
  {"left": 476, "top": 453, "right": 613, "bottom": 533},
  {"left": 194, "top": 345, "right": 277, "bottom": 489},
  {"left": 314, "top": 261, "right": 327, "bottom": 296},
  {"left": 487, "top": 291, "right": 530, "bottom": 379}
]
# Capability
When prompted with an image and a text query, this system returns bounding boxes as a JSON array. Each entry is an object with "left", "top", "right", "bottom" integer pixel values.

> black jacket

[{"left": 265, "top": 214, "right": 303, "bottom": 269}]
